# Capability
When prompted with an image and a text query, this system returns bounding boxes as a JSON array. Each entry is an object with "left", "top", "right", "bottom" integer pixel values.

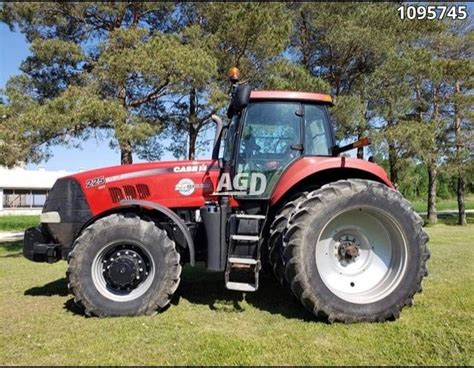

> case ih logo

[
  {"left": 213, "top": 173, "right": 266, "bottom": 196},
  {"left": 175, "top": 178, "right": 210, "bottom": 196},
  {"left": 173, "top": 164, "right": 208, "bottom": 173}
]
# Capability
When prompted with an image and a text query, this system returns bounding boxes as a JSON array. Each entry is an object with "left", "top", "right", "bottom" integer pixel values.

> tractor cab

[{"left": 221, "top": 90, "right": 336, "bottom": 199}]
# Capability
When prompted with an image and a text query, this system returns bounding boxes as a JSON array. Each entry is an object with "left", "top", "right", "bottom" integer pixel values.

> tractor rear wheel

[
  {"left": 284, "top": 179, "right": 430, "bottom": 323},
  {"left": 268, "top": 192, "right": 308, "bottom": 286},
  {"left": 67, "top": 213, "right": 181, "bottom": 317}
]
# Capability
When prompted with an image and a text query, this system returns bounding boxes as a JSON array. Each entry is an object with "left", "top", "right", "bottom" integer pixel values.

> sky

[{"left": 0, "top": 23, "right": 175, "bottom": 172}]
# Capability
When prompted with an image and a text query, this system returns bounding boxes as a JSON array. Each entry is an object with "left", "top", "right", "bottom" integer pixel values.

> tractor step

[
  {"left": 235, "top": 214, "right": 266, "bottom": 220},
  {"left": 225, "top": 213, "right": 265, "bottom": 292},
  {"left": 225, "top": 281, "right": 257, "bottom": 292},
  {"left": 225, "top": 260, "right": 260, "bottom": 292},
  {"left": 228, "top": 257, "right": 258, "bottom": 265},
  {"left": 230, "top": 234, "right": 260, "bottom": 242},
  {"left": 225, "top": 257, "right": 261, "bottom": 292}
]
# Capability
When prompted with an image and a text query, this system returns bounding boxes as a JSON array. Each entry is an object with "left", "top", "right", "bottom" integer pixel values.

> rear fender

[{"left": 270, "top": 157, "right": 393, "bottom": 207}]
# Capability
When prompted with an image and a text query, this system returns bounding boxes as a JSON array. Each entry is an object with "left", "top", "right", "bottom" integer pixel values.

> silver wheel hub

[
  {"left": 91, "top": 241, "right": 155, "bottom": 302},
  {"left": 316, "top": 207, "right": 408, "bottom": 304}
]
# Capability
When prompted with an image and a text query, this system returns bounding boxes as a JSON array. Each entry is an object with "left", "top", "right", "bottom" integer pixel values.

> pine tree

[{"left": 0, "top": 3, "right": 216, "bottom": 165}]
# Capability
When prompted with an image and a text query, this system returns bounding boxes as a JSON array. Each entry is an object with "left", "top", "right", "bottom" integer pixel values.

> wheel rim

[
  {"left": 91, "top": 240, "right": 155, "bottom": 302},
  {"left": 315, "top": 207, "right": 408, "bottom": 304}
]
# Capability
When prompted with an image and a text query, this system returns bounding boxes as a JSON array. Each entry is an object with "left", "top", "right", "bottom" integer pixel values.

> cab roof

[{"left": 249, "top": 91, "right": 333, "bottom": 104}]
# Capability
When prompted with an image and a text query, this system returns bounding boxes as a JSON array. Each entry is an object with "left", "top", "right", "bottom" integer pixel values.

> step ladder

[{"left": 225, "top": 213, "right": 265, "bottom": 292}]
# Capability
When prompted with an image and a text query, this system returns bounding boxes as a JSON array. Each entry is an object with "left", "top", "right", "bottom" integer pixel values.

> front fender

[
  {"left": 120, "top": 199, "right": 195, "bottom": 266},
  {"left": 270, "top": 157, "right": 393, "bottom": 206}
]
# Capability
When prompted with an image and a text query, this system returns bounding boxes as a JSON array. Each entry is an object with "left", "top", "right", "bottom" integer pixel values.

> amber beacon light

[{"left": 228, "top": 67, "right": 240, "bottom": 82}]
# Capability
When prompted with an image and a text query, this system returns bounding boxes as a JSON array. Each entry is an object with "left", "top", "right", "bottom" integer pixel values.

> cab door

[{"left": 234, "top": 101, "right": 302, "bottom": 199}]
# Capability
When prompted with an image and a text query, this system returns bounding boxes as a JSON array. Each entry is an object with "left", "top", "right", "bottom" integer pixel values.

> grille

[
  {"left": 123, "top": 185, "right": 137, "bottom": 199},
  {"left": 136, "top": 184, "right": 151, "bottom": 199},
  {"left": 109, "top": 184, "right": 150, "bottom": 203}
]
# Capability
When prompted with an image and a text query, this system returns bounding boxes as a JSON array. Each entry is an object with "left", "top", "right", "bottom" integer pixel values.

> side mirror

[{"left": 227, "top": 83, "right": 251, "bottom": 118}]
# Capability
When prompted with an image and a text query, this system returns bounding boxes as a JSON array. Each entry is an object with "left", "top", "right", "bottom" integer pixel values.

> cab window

[{"left": 304, "top": 104, "right": 332, "bottom": 156}]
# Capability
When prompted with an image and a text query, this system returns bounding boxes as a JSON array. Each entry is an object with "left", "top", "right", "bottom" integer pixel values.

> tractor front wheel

[
  {"left": 67, "top": 213, "right": 181, "bottom": 317},
  {"left": 284, "top": 179, "right": 430, "bottom": 323}
]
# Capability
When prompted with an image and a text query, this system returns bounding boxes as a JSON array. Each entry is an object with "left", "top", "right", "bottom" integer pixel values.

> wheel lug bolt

[
  {"left": 139, "top": 268, "right": 143, "bottom": 272},
  {"left": 136, "top": 276, "right": 140, "bottom": 280},
  {"left": 138, "top": 260, "right": 142, "bottom": 264},
  {"left": 133, "top": 254, "right": 137, "bottom": 258},
  {"left": 125, "top": 251, "right": 129, "bottom": 255},
  {"left": 110, "top": 258, "right": 114, "bottom": 261},
  {"left": 117, "top": 252, "right": 121, "bottom": 256}
]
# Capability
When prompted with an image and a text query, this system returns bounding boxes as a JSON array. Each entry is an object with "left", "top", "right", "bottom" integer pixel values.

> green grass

[
  {"left": 0, "top": 221, "right": 472, "bottom": 365},
  {"left": 0, "top": 215, "right": 40, "bottom": 231},
  {"left": 411, "top": 194, "right": 474, "bottom": 213}
]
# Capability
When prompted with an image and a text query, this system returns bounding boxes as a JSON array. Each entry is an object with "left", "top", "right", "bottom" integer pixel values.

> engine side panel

[{"left": 67, "top": 160, "right": 220, "bottom": 216}]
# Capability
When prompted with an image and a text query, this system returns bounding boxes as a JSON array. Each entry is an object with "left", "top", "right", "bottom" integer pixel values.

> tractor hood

[{"left": 62, "top": 159, "right": 220, "bottom": 215}]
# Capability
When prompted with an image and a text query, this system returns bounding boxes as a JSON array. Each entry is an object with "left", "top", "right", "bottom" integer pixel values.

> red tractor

[{"left": 23, "top": 70, "right": 429, "bottom": 322}]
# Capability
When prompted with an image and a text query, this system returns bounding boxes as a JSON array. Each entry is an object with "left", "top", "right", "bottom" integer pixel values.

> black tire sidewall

[
  {"left": 73, "top": 220, "right": 174, "bottom": 316},
  {"left": 300, "top": 185, "right": 423, "bottom": 318}
]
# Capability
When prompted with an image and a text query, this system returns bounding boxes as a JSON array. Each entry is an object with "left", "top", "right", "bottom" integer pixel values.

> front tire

[
  {"left": 67, "top": 213, "right": 181, "bottom": 317},
  {"left": 284, "top": 179, "right": 430, "bottom": 323}
]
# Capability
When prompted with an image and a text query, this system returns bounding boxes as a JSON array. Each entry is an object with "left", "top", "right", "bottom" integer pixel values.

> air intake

[{"left": 109, "top": 184, "right": 150, "bottom": 203}]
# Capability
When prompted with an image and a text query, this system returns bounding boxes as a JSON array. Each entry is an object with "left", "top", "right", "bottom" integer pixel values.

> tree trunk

[
  {"left": 457, "top": 175, "right": 467, "bottom": 226},
  {"left": 454, "top": 81, "right": 466, "bottom": 226},
  {"left": 426, "top": 86, "right": 441, "bottom": 224},
  {"left": 120, "top": 140, "right": 133, "bottom": 165},
  {"left": 187, "top": 124, "right": 198, "bottom": 160},
  {"left": 388, "top": 141, "right": 398, "bottom": 185},
  {"left": 427, "top": 160, "right": 437, "bottom": 224},
  {"left": 188, "top": 87, "right": 197, "bottom": 160}
]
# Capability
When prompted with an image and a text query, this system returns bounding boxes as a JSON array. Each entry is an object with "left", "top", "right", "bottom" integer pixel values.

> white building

[{"left": 0, "top": 167, "right": 71, "bottom": 216}]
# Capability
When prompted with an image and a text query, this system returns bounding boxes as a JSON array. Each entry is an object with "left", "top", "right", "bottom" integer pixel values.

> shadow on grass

[
  {"left": 0, "top": 241, "right": 23, "bottom": 257},
  {"left": 22, "top": 263, "right": 317, "bottom": 321},
  {"left": 24, "top": 277, "right": 87, "bottom": 316},
  {"left": 421, "top": 212, "right": 474, "bottom": 226},
  {"left": 24, "top": 277, "right": 69, "bottom": 297},
  {"left": 174, "top": 263, "right": 317, "bottom": 322}
]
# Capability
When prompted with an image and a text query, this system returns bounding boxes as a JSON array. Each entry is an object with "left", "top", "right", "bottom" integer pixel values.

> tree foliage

[{"left": 0, "top": 2, "right": 472, "bottom": 223}]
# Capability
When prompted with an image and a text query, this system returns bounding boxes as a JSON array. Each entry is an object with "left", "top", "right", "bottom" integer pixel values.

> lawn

[
  {"left": 0, "top": 215, "right": 40, "bottom": 231},
  {"left": 411, "top": 194, "right": 474, "bottom": 213},
  {"left": 0, "top": 222, "right": 472, "bottom": 365}
]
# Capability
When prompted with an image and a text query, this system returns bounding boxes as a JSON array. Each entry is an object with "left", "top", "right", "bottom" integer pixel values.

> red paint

[
  {"left": 62, "top": 156, "right": 391, "bottom": 217},
  {"left": 64, "top": 160, "right": 220, "bottom": 216},
  {"left": 250, "top": 91, "right": 333, "bottom": 104},
  {"left": 270, "top": 157, "right": 393, "bottom": 205}
]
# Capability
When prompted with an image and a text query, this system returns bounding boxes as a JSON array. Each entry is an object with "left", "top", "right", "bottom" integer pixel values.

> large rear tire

[
  {"left": 268, "top": 192, "right": 308, "bottom": 286},
  {"left": 67, "top": 213, "right": 181, "bottom": 317},
  {"left": 284, "top": 179, "right": 430, "bottom": 323}
]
